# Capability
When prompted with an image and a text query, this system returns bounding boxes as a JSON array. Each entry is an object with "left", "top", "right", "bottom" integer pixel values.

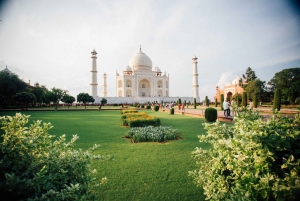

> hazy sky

[{"left": 0, "top": 0, "right": 299, "bottom": 101}]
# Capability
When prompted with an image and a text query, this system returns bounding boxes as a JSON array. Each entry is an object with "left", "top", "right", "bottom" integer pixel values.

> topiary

[
  {"left": 242, "top": 92, "right": 247, "bottom": 107},
  {"left": 146, "top": 104, "right": 151, "bottom": 110},
  {"left": 253, "top": 95, "right": 258, "bottom": 108},
  {"left": 170, "top": 108, "right": 174, "bottom": 115},
  {"left": 273, "top": 88, "right": 281, "bottom": 112},
  {"left": 220, "top": 94, "right": 224, "bottom": 110},
  {"left": 193, "top": 98, "right": 196, "bottom": 109},
  {"left": 205, "top": 96, "right": 209, "bottom": 107},
  {"left": 215, "top": 98, "right": 217, "bottom": 107},
  {"left": 154, "top": 105, "right": 159, "bottom": 111},
  {"left": 204, "top": 107, "right": 217, "bottom": 122}
]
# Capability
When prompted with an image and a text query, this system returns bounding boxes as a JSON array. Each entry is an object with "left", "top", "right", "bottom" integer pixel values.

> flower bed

[
  {"left": 127, "top": 126, "right": 178, "bottom": 142},
  {"left": 121, "top": 112, "right": 160, "bottom": 127}
]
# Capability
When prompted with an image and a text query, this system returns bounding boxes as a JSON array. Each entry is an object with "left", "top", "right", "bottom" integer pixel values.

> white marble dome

[
  {"left": 129, "top": 50, "right": 152, "bottom": 71},
  {"left": 124, "top": 65, "right": 132, "bottom": 72},
  {"left": 154, "top": 66, "right": 161, "bottom": 72}
]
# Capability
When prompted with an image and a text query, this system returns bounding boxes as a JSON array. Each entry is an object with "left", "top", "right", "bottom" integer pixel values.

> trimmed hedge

[
  {"left": 121, "top": 110, "right": 138, "bottom": 114},
  {"left": 154, "top": 105, "right": 159, "bottom": 111},
  {"left": 205, "top": 107, "right": 217, "bottom": 122},
  {"left": 170, "top": 108, "right": 174, "bottom": 115},
  {"left": 121, "top": 112, "right": 160, "bottom": 127}
]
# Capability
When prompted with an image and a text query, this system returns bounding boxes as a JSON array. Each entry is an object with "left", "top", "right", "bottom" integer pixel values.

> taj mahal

[{"left": 90, "top": 47, "right": 199, "bottom": 104}]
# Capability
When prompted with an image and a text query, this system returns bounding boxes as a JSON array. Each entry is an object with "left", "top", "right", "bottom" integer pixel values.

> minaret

[
  {"left": 90, "top": 49, "right": 98, "bottom": 98},
  {"left": 192, "top": 55, "right": 200, "bottom": 102},
  {"left": 103, "top": 73, "right": 107, "bottom": 97}
]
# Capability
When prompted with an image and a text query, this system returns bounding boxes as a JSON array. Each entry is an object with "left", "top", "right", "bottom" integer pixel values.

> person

[
  {"left": 248, "top": 99, "right": 254, "bottom": 110},
  {"left": 259, "top": 101, "right": 262, "bottom": 107},
  {"left": 223, "top": 99, "right": 228, "bottom": 117},
  {"left": 181, "top": 103, "right": 185, "bottom": 114},
  {"left": 227, "top": 99, "right": 232, "bottom": 117},
  {"left": 231, "top": 98, "right": 237, "bottom": 117}
]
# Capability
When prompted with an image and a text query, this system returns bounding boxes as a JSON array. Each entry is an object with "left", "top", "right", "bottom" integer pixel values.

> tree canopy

[
  {"left": 268, "top": 67, "right": 300, "bottom": 103},
  {"left": 77, "top": 93, "right": 95, "bottom": 109},
  {"left": 14, "top": 92, "right": 36, "bottom": 110}
]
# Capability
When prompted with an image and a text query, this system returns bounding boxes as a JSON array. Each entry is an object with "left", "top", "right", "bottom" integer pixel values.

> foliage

[
  {"left": 100, "top": 98, "right": 107, "bottom": 105},
  {"left": 204, "top": 108, "right": 217, "bottom": 122},
  {"left": 239, "top": 67, "right": 257, "bottom": 88},
  {"left": 45, "top": 88, "right": 67, "bottom": 111},
  {"left": 61, "top": 94, "right": 76, "bottom": 109},
  {"left": 121, "top": 110, "right": 138, "bottom": 114},
  {"left": 214, "top": 98, "right": 217, "bottom": 107},
  {"left": 146, "top": 104, "right": 151, "bottom": 110},
  {"left": 154, "top": 105, "right": 159, "bottom": 111},
  {"left": 189, "top": 108, "right": 300, "bottom": 200},
  {"left": 14, "top": 92, "right": 36, "bottom": 110},
  {"left": 242, "top": 91, "right": 247, "bottom": 107},
  {"left": 220, "top": 94, "right": 224, "bottom": 110},
  {"left": 178, "top": 98, "right": 181, "bottom": 104},
  {"left": 268, "top": 67, "right": 300, "bottom": 103},
  {"left": 127, "top": 126, "right": 178, "bottom": 143},
  {"left": 170, "top": 108, "right": 174, "bottom": 115},
  {"left": 31, "top": 85, "right": 48, "bottom": 105},
  {"left": 193, "top": 98, "right": 196, "bottom": 109},
  {"left": 0, "top": 113, "right": 107, "bottom": 200},
  {"left": 245, "top": 79, "right": 265, "bottom": 100},
  {"left": 253, "top": 95, "right": 258, "bottom": 108},
  {"left": 121, "top": 112, "right": 160, "bottom": 127},
  {"left": 0, "top": 71, "right": 28, "bottom": 107},
  {"left": 273, "top": 88, "right": 282, "bottom": 112},
  {"left": 77, "top": 93, "right": 95, "bottom": 110},
  {"left": 205, "top": 96, "right": 209, "bottom": 107},
  {"left": 232, "top": 93, "right": 242, "bottom": 106}
]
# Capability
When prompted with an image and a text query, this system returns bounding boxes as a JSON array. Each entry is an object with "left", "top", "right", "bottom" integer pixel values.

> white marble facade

[{"left": 116, "top": 48, "right": 169, "bottom": 98}]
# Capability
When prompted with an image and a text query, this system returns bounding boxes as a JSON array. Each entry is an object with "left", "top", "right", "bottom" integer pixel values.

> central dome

[{"left": 129, "top": 50, "right": 152, "bottom": 71}]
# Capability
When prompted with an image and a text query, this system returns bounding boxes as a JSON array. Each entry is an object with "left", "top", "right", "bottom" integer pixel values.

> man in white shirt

[{"left": 223, "top": 99, "right": 228, "bottom": 117}]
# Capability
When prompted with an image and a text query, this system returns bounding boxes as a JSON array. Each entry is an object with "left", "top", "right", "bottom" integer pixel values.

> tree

[
  {"left": 239, "top": 67, "right": 257, "bottom": 88},
  {"left": 189, "top": 108, "right": 300, "bottom": 200},
  {"left": 220, "top": 94, "right": 224, "bottom": 110},
  {"left": 61, "top": 94, "right": 76, "bottom": 109},
  {"left": 45, "top": 88, "right": 67, "bottom": 111},
  {"left": 273, "top": 88, "right": 281, "bottom": 112},
  {"left": 269, "top": 68, "right": 300, "bottom": 103},
  {"left": 215, "top": 98, "right": 217, "bottom": 107},
  {"left": 14, "top": 92, "right": 36, "bottom": 110},
  {"left": 244, "top": 79, "right": 265, "bottom": 100},
  {"left": 31, "top": 85, "right": 48, "bottom": 106},
  {"left": 232, "top": 93, "right": 242, "bottom": 107},
  {"left": 193, "top": 98, "right": 196, "bottom": 109},
  {"left": 99, "top": 98, "right": 107, "bottom": 110},
  {"left": 0, "top": 71, "right": 28, "bottom": 107},
  {"left": 0, "top": 113, "right": 107, "bottom": 200},
  {"left": 178, "top": 98, "right": 182, "bottom": 110},
  {"left": 77, "top": 93, "right": 95, "bottom": 110}
]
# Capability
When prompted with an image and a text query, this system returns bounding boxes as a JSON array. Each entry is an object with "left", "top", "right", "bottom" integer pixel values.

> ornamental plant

[
  {"left": 193, "top": 98, "right": 196, "bottom": 109},
  {"left": 154, "top": 105, "right": 159, "bottom": 111},
  {"left": 170, "top": 108, "right": 174, "bottom": 115},
  {"left": 189, "top": 108, "right": 300, "bottom": 200},
  {"left": 204, "top": 107, "right": 217, "bottom": 122},
  {"left": 127, "top": 126, "right": 178, "bottom": 143},
  {"left": 242, "top": 91, "right": 247, "bottom": 107},
  {"left": 0, "top": 113, "right": 108, "bottom": 200},
  {"left": 273, "top": 88, "right": 281, "bottom": 112},
  {"left": 220, "top": 94, "right": 224, "bottom": 110}
]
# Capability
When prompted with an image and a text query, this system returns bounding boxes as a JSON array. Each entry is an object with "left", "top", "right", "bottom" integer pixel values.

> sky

[{"left": 0, "top": 0, "right": 299, "bottom": 101}]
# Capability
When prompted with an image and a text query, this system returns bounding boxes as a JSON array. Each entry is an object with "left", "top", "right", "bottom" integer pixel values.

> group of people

[
  {"left": 223, "top": 98, "right": 254, "bottom": 118},
  {"left": 223, "top": 98, "right": 235, "bottom": 117}
]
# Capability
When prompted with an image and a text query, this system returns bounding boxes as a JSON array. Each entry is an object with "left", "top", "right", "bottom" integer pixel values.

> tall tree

[
  {"left": 77, "top": 93, "right": 95, "bottom": 110},
  {"left": 239, "top": 67, "right": 257, "bottom": 88},
  {"left": 244, "top": 79, "right": 265, "bottom": 100},
  {"left": 268, "top": 68, "right": 300, "bottom": 103},
  {"left": 61, "top": 94, "right": 76, "bottom": 109},
  {"left": 31, "top": 85, "right": 48, "bottom": 106},
  {"left": 99, "top": 98, "right": 107, "bottom": 110},
  {"left": 0, "top": 71, "right": 28, "bottom": 107},
  {"left": 273, "top": 89, "right": 281, "bottom": 112}
]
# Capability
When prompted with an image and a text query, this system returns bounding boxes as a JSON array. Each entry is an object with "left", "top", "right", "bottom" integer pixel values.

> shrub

[
  {"left": 204, "top": 108, "right": 217, "bottom": 122},
  {"left": 154, "top": 105, "right": 159, "bottom": 111},
  {"left": 170, "top": 108, "right": 174, "bottom": 115},
  {"left": 242, "top": 91, "right": 247, "bottom": 107},
  {"left": 121, "top": 110, "right": 138, "bottom": 114},
  {"left": 189, "top": 108, "right": 300, "bottom": 200},
  {"left": 253, "top": 95, "right": 258, "bottom": 108},
  {"left": 220, "top": 94, "right": 224, "bottom": 110},
  {"left": 205, "top": 96, "right": 209, "bottom": 107},
  {"left": 193, "top": 98, "right": 196, "bottom": 109},
  {"left": 146, "top": 104, "right": 151, "bottom": 110},
  {"left": 214, "top": 98, "right": 217, "bottom": 107},
  {"left": 121, "top": 112, "right": 160, "bottom": 127},
  {"left": 273, "top": 88, "right": 281, "bottom": 112},
  {"left": 0, "top": 113, "right": 108, "bottom": 200},
  {"left": 127, "top": 126, "right": 178, "bottom": 143}
]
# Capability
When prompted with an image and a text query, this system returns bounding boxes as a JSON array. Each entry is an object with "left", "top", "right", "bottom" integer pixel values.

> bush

[
  {"left": 154, "top": 105, "right": 159, "bottom": 111},
  {"left": 220, "top": 94, "right": 224, "bottom": 110},
  {"left": 273, "top": 88, "right": 282, "bottom": 112},
  {"left": 189, "top": 108, "right": 300, "bottom": 200},
  {"left": 121, "top": 110, "right": 138, "bottom": 114},
  {"left": 121, "top": 112, "right": 160, "bottom": 127},
  {"left": 127, "top": 126, "right": 178, "bottom": 143},
  {"left": 146, "top": 104, "right": 151, "bottom": 110},
  {"left": 242, "top": 91, "right": 247, "bottom": 107},
  {"left": 170, "top": 108, "right": 174, "bottom": 115},
  {"left": 204, "top": 108, "right": 217, "bottom": 122},
  {"left": 0, "top": 113, "right": 108, "bottom": 200}
]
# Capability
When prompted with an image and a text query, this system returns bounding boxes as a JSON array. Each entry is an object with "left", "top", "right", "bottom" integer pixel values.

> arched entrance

[
  {"left": 227, "top": 92, "right": 233, "bottom": 100},
  {"left": 138, "top": 79, "right": 151, "bottom": 97}
]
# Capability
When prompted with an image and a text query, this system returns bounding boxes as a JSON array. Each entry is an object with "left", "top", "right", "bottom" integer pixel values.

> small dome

[
  {"left": 232, "top": 76, "right": 241, "bottom": 84},
  {"left": 1, "top": 66, "right": 13, "bottom": 75},
  {"left": 154, "top": 66, "right": 161, "bottom": 72},
  {"left": 129, "top": 50, "right": 152, "bottom": 71},
  {"left": 124, "top": 65, "right": 132, "bottom": 72}
]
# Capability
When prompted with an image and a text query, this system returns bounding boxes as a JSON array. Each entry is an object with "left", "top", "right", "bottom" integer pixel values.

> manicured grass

[{"left": 0, "top": 110, "right": 209, "bottom": 200}]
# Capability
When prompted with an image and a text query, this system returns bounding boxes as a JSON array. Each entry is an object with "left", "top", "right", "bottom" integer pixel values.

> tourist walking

[{"left": 223, "top": 99, "right": 229, "bottom": 117}]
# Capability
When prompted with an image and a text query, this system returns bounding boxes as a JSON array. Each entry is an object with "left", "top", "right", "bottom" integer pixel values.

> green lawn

[{"left": 0, "top": 110, "right": 210, "bottom": 200}]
